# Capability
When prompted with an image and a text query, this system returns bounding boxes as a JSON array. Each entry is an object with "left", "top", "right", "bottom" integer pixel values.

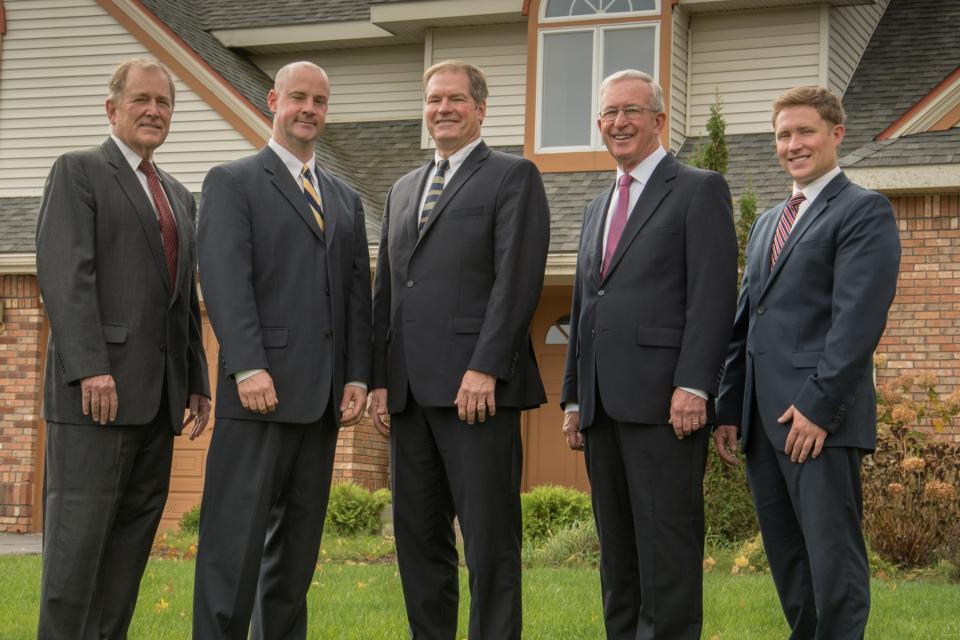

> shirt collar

[
  {"left": 616, "top": 145, "right": 668, "bottom": 186},
  {"left": 268, "top": 137, "right": 316, "bottom": 182},
  {"left": 434, "top": 137, "right": 483, "bottom": 174},
  {"left": 111, "top": 134, "right": 149, "bottom": 174},
  {"left": 794, "top": 165, "right": 842, "bottom": 204}
]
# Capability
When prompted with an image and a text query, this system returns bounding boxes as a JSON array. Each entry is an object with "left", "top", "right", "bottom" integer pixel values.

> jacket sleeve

[
  {"left": 371, "top": 187, "right": 394, "bottom": 389},
  {"left": 344, "top": 194, "right": 372, "bottom": 385}
]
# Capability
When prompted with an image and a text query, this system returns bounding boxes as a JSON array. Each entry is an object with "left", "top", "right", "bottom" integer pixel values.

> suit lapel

[
  {"left": 406, "top": 161, "right": 434, "bottom": 244},
  {"left": 589, "top": 186, "right": 615, "bottom": 286},
  {"left": 600, "top": 154, "right": 676, "bottom": 283},
  {"left": 158, "top": 167, "right": 190, "bottom": 304},
  {"left": 762, "top": 173, "right": 850, "bottom": 294},
  {"left": 102, "top": 139, "right": 172, "bottom": 293},
  {"left": 262, "top": 147, "right": 325, "bottom": 242},
  {"left": 756, "top": 201, "right": 783, "bottom": 285},
  {"left": 416, "top": 142, "right": 489, "bottom": 246},
  {"left": 315, "top": 166, "right": 339, "bottom": 248}
]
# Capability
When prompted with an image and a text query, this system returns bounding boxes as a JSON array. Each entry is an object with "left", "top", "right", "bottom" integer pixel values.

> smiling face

[
  {"left": 774, "top": 105, "right": 844, "bottom": 188},
  {"left": 424, "top": 69, "right": 486, "bottom": 157},
  {"left": 268, "top": 63, "right": 329, "bottom": 161},
  {"left": 106, "top": 67, "right": 173, "bottom": 159},
  {"left": 597, "top": 78, "right": 666, "bottom": 173}
]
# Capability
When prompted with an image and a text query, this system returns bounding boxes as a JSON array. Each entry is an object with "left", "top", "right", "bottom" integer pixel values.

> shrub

[
  {"left": 703, "top": 444, "right": 759, "bottom": 547},
  {"left": 179, "top": 504, "right": 200, "bottom": 535},
  {"left": 324, "top": 482, "right": 391, "bottom": 536},
  {"left": 527, "top": 520, "right": 599, "bottom": 567},
  {"left": 731, "top": 532, "right": 768, "bottom": 575},
  {"left": 520, "top": 485, "right": 592, "bottom": 545},
  {"left": 862, "top": 370, "right": 960, "bottom": 568}
]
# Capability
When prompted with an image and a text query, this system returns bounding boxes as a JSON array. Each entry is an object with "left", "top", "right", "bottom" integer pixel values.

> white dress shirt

[
  {"left": 791, "top": 165, "right": 843, "bottom": 224},
  {"left": 110, "top": 134, "right": 175, "bottom": 226},
  {"left": 417, "top": 137, "right": 484, "bottom": 214}
]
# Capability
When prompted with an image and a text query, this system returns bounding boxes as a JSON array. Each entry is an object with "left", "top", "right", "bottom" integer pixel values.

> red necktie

[
  {"left": 139, "top": 159, "right": 179, "bottom": 290},
  {"left": 601, "top": 173, "right": 634, "bottom": 279},
  {"left": 770, "top": 192, "right": 806, "bottom": 268}
]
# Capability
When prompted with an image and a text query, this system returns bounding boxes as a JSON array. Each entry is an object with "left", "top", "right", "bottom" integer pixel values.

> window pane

[
  {"left": 545, "top": 315, "right": 571, "bottom": 344},
  {"left": 545, "top": 0, "right": 655, "bottom": 18},
  {"left": 541, "top": 31, "right": 594, "bottom": 148},
  {"left": 603, "top": 27, "right": 656, "bottom": 80}
]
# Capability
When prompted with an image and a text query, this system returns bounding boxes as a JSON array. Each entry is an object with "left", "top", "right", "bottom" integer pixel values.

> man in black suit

[
  {"left": 716, "top": 86, "right": 901, "bottom": 639},
  {"left": 561, "top": 69, "right": 737, "bottom": 640},
  {"left": 368, "top": 60, "right": 549, "bottom": 639},
  {"left": 35, "top": 58, "right": 210, "bottom": 639},
  {"left": 193, "top": 61, "right": 372, "bottom": 640}
]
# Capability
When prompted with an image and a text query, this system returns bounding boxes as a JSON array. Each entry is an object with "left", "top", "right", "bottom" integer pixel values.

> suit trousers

[
  {"left": 746, "top": 406, "right": 869, "bottom": 640},
  {"left": 38, "top": 396, "right": 173, "bottom": 640},
  {"left": 390, "top": 392, "right": 523, "bottom": 640},
  {"left": 192, "top": 411, "right": 339, "bottom": 640},
  {"left": 583, "top": 400, "right": 708, "bottom": 640}
]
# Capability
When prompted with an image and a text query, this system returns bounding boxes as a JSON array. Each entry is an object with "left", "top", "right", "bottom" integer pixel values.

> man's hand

[
  {"left": 668, "top": 388, "right": 707, "bottom": 439},
  {"left": 237, "top": 370, "right": 278, "bottom": 415},
  {"left": 367, "top": 388, "right": 390, "bottom": 437},
  {"left": 455, "top": 370, "right": 496, "bottom": 425},
  {"left": 779, "top": 405, "right": 828, "bottom": 463},
  {"left": 714, "top": 425, "right": 740, "bottom": 466},
  {"left": 339, "top": 384, "right": 367, "bottom": 427},
  {"left": 563, "top": 410, "right": 583, "bottom": 451},
  {"left": 81, "top": 374, "right": 118, "bottom": 425},
  {"left": 184, "top": 394, "right": 212, "bottom": 440}
]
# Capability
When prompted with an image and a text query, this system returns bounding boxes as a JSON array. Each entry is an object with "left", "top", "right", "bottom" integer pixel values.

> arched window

[
  {"left": 543, "top": 0, "right": 657, "bottom": 20},
  {"left": 545, "top": 315, "right": 572, "bottom": 345}
]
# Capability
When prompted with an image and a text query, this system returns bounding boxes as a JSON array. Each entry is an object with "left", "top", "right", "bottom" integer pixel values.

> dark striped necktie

[
  {"left": 770, "top": 192, "right": 806, "bottom": 267},
  {"left": 301, "top": 165, "right": 325, "bottom": 232},
  {"left": 419, "top": 159, "right": 449, "bottom": 231}
]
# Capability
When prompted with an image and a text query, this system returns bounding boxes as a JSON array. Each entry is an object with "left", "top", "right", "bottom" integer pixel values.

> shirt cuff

[
  {"left": 565, "top": 403, "right": 580, "bottom": 414},
  {"left": 678, "top": 386, "right": 708, "bottom": 400},
  {"left": 235, "top": 368, "right": 265, "bottom": 383},
  {"left": 346, "top": 381, "right": 367, "bottom": 391}
]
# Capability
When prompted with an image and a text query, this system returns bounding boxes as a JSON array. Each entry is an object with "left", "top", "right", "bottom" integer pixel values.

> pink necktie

[
  {"left": 601, "top": 173, "right": 634, "bottom": 278},
  {"left": 770, "top": 192, "right": 806, "bottom": 267},
  {"left": 139, "top": 159, "right": 179, "bottom": 290}
]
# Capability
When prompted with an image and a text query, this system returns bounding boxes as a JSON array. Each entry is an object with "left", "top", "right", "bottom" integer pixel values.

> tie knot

[
  {"left": 436, "top": 159, "right": 450, "bottom": 175},
  {"left": 618, "top": 174, "right": 634, "bottom": 189},
  {"left": 138, "top": 159, "right": 156, "bottom": 177},
  {"left": 301, "top": 164, "right": 313, "bottom": 180},
  {"left": 787, "top": 192, "right": 806, "bottom": 208}
]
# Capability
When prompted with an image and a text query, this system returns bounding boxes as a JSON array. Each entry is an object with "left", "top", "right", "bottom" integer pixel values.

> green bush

[
  {"left": 179, "top": 504, "right": 201, "bottom": 535},
  {"left": 526, "top": 520, "right": 599, "bottom": 567},
  {"left": 521, "top": 485, "right": 592, "bottom": 545},
  {"left": 703, "top": 444, "right": 759, "bottom": 547},
  {"left": 324, "top": 482, "right": 391, "bottom": 536}
]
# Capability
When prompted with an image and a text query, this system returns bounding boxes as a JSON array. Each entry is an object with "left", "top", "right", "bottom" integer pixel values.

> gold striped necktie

[
  {"left": 419, "top": 158, "right": 449, "bottom": 231},
  {"left": 301, "top": 164, "right": 325, "bottom": 232}
]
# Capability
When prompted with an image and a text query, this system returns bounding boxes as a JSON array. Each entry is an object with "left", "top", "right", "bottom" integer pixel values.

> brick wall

[
  {"left": 332, "top": 415, "right": 390, "bottom": 490},
  {"left": 878, "top": 193, "right": 960, "bottom": 442},
  {"left": 0, "top": 275, "right": 44, "bottom": 532}
]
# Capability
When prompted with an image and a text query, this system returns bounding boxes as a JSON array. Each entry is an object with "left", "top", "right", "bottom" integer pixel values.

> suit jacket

[
  {"left": 198, "top": 146, "right": 371, "bottom": 424},
  {"left": 561, "top": 154, "right": 738, "bottom": 428},
  {"left": 716, "top": 172, "right": 901, "bottom": 451},
  {"left": 372, "top": 141, "right": 549, "bottom": 412},
  {"left": 36, "top": 138, "right": 209, "bottom": 433}
]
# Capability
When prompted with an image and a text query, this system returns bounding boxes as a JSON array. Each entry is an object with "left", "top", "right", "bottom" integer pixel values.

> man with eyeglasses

[{"left": 561, "top": 69, "right": 737, "bottom": 640}]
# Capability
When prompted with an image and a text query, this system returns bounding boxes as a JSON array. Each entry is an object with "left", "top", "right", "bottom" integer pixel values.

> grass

[{"left": 3, "top": 537, "right": 959, "bottom": 639}]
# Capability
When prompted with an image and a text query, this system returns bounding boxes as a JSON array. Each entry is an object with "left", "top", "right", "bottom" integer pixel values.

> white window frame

[
  {"left": 540, "top": 0, "right": 660, "bottom": 24},
  {"left": 535, "top": 21, "right": 660, "bottom": 153}
]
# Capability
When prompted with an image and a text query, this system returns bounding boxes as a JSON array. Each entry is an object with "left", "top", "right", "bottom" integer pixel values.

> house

[{"left": 0, "top": 0, "right": 957, "bottom": 533}]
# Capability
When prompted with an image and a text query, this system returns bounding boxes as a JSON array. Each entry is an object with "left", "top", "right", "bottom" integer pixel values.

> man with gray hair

[
  {"left": 561, "top": 69, "right": 737, "bottom": 639},
  {"left": 193, "top": 61, "right": 371, "bottom": 639},
  {"left": 36, "top": 58, "right": 210, "bottom": 638}
]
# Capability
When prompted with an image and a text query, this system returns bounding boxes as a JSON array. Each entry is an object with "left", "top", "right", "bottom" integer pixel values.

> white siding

[
  {"left": 429, "top": 24, "right": 528, "bottom": 147},
  {"left": 671, "top": 6, "right": 689, "bottom": 152},
  {"left": 829, "top": 0, "right": 888, "bottom": 97},
  {"left": 688, "top": 6, "right": 821, "bottom": 136},
  {"left": 0, "top": 0, "right": 258, "bottom": 197},
  {"left": 253, "top": 46, "right": 424, "bottom": 123}
]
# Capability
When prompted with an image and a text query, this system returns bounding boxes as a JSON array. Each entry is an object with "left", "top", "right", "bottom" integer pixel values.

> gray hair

[
  {"left": 599, "top": 70, "right": 664, "bottom": 113},
  {"left": 274, "top": 61, "right": 328, "bottom": 93},
  {"left": 108, "top": 58, "right": 175, "bottom": 106}
]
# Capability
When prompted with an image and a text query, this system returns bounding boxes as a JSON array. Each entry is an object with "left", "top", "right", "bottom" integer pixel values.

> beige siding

[
  {"left": 829, "top": 0, "right": 889, "bottom": 97},
  {"left": 0, "top": 0, "right": 257, "bottom": 197},
  {"left": 429, "top": 24, "right": 527, "bottom": 147},
  {"left": 253, "top": 46, "right": 424, "bottom": 123},
  {"left": 688, "top": 6, "right": 821, "bottom": 135},
  {"left": 671, "top": 6, "right": 690, "bottom": 152}
]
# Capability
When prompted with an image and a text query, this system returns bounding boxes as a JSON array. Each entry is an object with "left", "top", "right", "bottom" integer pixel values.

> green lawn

[{"left": 2, "top": 553, "right": 958, "bottom": 639}]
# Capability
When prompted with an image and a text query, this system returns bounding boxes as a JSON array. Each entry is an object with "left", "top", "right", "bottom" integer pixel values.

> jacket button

[
  {"left": 757, "top": 305, "right": 765, "bottom": 314},
  {"left": 159, "top": 344, "right": 167, "bottom": 352},
  {"left": 590, "top": 329, "right": 596, "bottom": 338},
  {"left": 325, "top": 331, "right": 333, "bottom": 339},
  {"left": 406, "top": 280, "right": 414, "bottom": 288},
  {"left": 598, "top": 289, "right": 605, "bottom": 296}
]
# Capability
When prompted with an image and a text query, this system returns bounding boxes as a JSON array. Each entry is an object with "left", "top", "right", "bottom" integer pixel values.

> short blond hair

[
  {"left": 772, "top": 86, "right": 846, "bottom": 127},
  {"left": 422, "top": 60, "right": 488, "bottom": 104},
  {"left": 109, "top": 58, "right": 175, "bottom": 106}
]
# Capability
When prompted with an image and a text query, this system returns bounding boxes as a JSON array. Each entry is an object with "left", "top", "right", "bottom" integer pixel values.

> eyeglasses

[{"left": 598, "top": 106, "right": 658, "bottom": 123}]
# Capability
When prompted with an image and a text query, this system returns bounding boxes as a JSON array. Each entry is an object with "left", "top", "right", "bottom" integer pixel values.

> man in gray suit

[
  {"left": 717, "top": 86, "right": 901, "bottom": 639},
  {"left": 193, "top": 61, "right": 372, "bottom": 640},
  {"left": 35, "top": 58, "right": 210, "bottom": 639}
]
